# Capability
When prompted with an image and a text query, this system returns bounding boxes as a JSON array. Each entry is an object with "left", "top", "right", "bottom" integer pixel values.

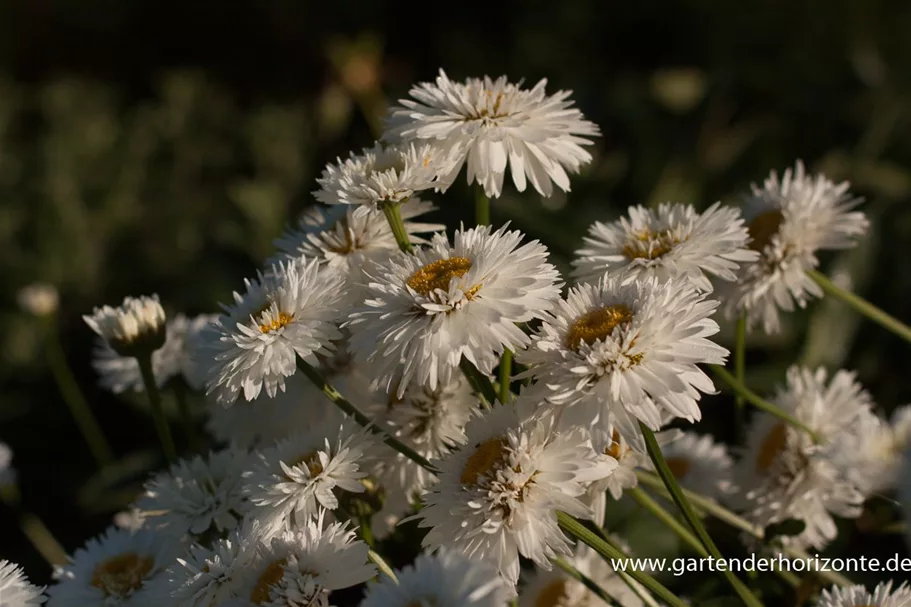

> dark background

[{"left": 2, "top": 0, "right": 910, "bottom": 598}]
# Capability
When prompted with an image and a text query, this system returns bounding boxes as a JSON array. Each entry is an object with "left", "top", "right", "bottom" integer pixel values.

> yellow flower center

[
  {"left": 604, "top": 429, "right": 628, "bottom": 460},
  {"left": 406, "top": 257, "right": 480, "bottom": 299},
  {"left": 460, "top": 437, "right": 509, "bottom": 487},
  {"left": 566, "top": 305, "right": 634, "bottom": 350},
  {"left": 286, "top": 450, "right": 324, "bottom": 479},
  {"left": 535, "top": 580, "right": 569, "bottom": 607},
  {"left": 90, "top": 553, "right": 154, "bottom": 598},
  {"left": 251, "top": 559, "right": 287, "bottom": 605},
  {"left": 756, "top": 422, "right": 788, "bottom": 474},
  {"left": 747, "top": 210, "right": 784, "bottom": 252},
  {"left": 622, "top": 228, "right": 680, "bottom": 261},
  {"left": 259, "top": 311, "right": 294, "bottom": 334},
  {"left": 665, "top": 457, "right": 692, "bottom": 480}
]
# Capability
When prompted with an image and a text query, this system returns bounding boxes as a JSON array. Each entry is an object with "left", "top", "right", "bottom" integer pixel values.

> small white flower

[
  {"left": 417, "top": 404, "right": 614, "bottom": 586},
  {"left": 726, "top": 161, "right": 869, "bottom": 333},
  {"left": 654, "top": 430, "right": 734, "bottom": 500},
  {"left": 93, "top": 314, "right": 217, "bottom": 394},
  {"left": 231, "top": 511, "right": 375, "bottom": 607},
  {"left": 134, "top": 447, "right": 250, "bottom": 540},
  {"left": 17, "top": 283, "right": 59, "bottom": 317},
  {"left": 243, "top": 419, "right": 377, "bottom": 539},
  {"left": 0, "top": 560, "right": 46, "bottom": 607},
  {"left": 572, "top": 202, "right": 758, "bottom": 291},
  {"left": 366, "top": 373, "right": 477, "bottom": 511},
  {"left": 48, "top": 527, "right": 180, "bottom": 607},
  {"left": 730, "top": 366, "right": 873, "bottom": 550},
  {"left": 156, "top": 523, "right": 259, "bottom": 607},
  {"left": 83, "top": 295, "right": 167, "bottom": 357},
  {"left": 361, "top": 549, "right": 511, "bottom": 607},
  {"left": 816, "top": 580, "right": 911, "bottom": 607},
  {"left": 520, "top": 544, "right": 646, "bottom": 607},
  {"left": 384, "top": 69, "right": 600, "bottom": 198},
  {"left": 0, "top": 442, "right": 16, "bottom": 487},
  {"left": 272, "top": 200, "right": 443, "bottom": 288},
  {"left": 202, "top": 257, "right": 346, "bottom": 405},
  {"left": 823, "top": 409, "right": 899, "bottom": 497},
  {"left": 348, "top": 223, "right": 562, "bottom": 396},
  {"left": 314, "top": 142, "right": 452, "bottom": 208},
  {"left": 518, "top": 275, "right": 727, "bottom": 438},
  {"left": 586, "top": 427, "right": 648, "bottom": 501}
]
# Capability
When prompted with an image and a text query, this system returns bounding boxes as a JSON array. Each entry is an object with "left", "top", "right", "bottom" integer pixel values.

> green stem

[
  {"left": 628, "top": 488, "right": 709, "bottom": 557},
  {"left": 459, "top": 357, "right": 498, "bottom": 407},
  {"left": 734, "top": 314, "right": 747, "bottom": 443},
  {"left": 359, "top": 516, "right": 375, "bottom": 548},
  {"left": 809, "top": 269, "right": 911, "bottom": 344},
  {"left": 554, "top": 557, "right": 615, "bottom": 605},
  {"left": 296, "top": 358, "right": 438, "bottom": 474},
  {"left": 475, "top": 190, "right": 490, "bottom": 226},
  {"left": 381, "top": 202, "right": 413, "bottom": 253},
  {"left": 556, "top": 512, "right": 690, "bottom": 607},
  {"left": 1, "top": 488, "right": 68, "bottom": 566},
  {"left": 44, "top": 322, "right": 114, "bottom": 467},
  {"left": 710, "top": 365, "right": 820, "bottom": 443},
  {"left": 498, "top": 350, "right": 513, "bottom": 404},
  {"left": 640, "top": 423, "right": 764, "bottom": 607},
  {"left": 368, "top": 549, "right": 398, "bottom": 583},
  {"left": 136, "top": 354, "right": 177, "bottom": 464},
  {"left": 171, "top": 378, "right": 196, "bottom": 447}
]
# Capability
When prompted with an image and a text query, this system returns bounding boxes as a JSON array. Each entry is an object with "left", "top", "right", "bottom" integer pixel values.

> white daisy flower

[
  {"left": 134, "top": 447, "right": 250, "bottom": 540},
  {"left": 156, "top": 523, "right": 259, "bottom": 607},
  {"left": 417, "top": 404, "right": 614, "bottom": 586},
  {"left": 48, "top": 527, "right": 179, "bottom": 607},
  {"left": 816, "top": 580, "right": 911, "bottom": 607},
  {"left": 231, "top": 512, "right": 375, "bottom": 607},
  {"left": 202, "top": 257, "right": 346, "bottom": 405},
  {"left": 366, "top": 373, "right": 477, "bottom": 510},
  {"left": 517, "top": 275, "right": 727, "bottom": 438},
  {"left": 384, "top": 69, "right": 600, "bottom": 198},
  {"left": 93, "top": 314, "right": 217, "bottom": 394},
  {"left": 314, "top": 141, "right": 452, "bottom": 208},
  {"left": 243, "top": 419, "right": 377, "bottom": 539},
  {"left": 83, "top": 295, "right": 167, "bottom": 357},
  {"left": 902, "top": 447, "right": 911, "bottom": 552},
  {"left": 586, "top": 427, "right": 648, "bottom": 501},
  {"left": 0, "top": 442, "right": 16, "bottom": 487},
  {"left": 519, "top": 544, "right": 646, "bottom": 607},
  {"left": 726, "top": 160, "right": 869, "bottom": 333},
  {"left": 112, "top": 511, "right": 144, "bottom": 532},
  {"left": 271, "top": 199, "right": 443, "bottom": 287},
  {"left": 360, "top": 548, "right": 511, "bottom": 607},
  {"left": 653, "top": 430, "right": 734, "bottom": 500},
  {"left": 0, "top": 560, "right": 46, "bottom": 607},
  {"left": 824, "top": 410, "right": 899, "bottom": 497},
  {"left": 17, "top": 283, "right": 59, "bottom": 317},
  {"left": 572, "top": 202, "right": 758, "bottom": 291},
  {"left": 730, "top": 366, "right": 873, "bottom": 550},
  {"left": 347, "top": 223, "right": 562, "bottom": 396}
]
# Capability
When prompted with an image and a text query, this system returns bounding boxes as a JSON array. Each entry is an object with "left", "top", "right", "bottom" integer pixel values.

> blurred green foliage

[{"left": 2, "top": 0, "right": 911, "bottom": 597}]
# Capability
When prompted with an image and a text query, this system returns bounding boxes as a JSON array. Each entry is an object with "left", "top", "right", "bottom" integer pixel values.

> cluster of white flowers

[{"left": 10, "top": 68, "right": 911, "bottom": 607}]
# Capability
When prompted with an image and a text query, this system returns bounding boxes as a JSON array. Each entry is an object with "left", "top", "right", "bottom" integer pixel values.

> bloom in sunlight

[
  {"left": 17, "top": 283, "right": 59, "bottom": 318},
  {"left": 134, "top": 447, "right": 251, "bottom": 540},
  {"left": 360, "top": 549, "right": 511, "bottom": 607},
  {"left": 231, "top": 511, "right": 375, "bottom": 607},
  {"left": 0, "top": 560, "right": 46, "bottom": 607},
  {"left": 271, "top": 199, "right": 443, "bottom": 288},
  {"left": 655, "top": 430, "right": 734, "bottom": 500},
  {"left": 243, "top": 419, "right": 377, "bottom": 539},
  {"left": 726, "top": 160, "right": 869, "bottom": 333},
  {"left": 202, "top": 257, "right": 346, "bottom": 405},
  {"left": 731, "top": 366, "right": 874, "bottom": 550},
  {"left": 93, "top": 314, "right": 216, "bottom": 394},
  {"left": 347, "top": 223, "right": 562, "bottom": 396},
  {"left": 519, "top": 544, "right": 647, "bottom": 607},
  {"left": 816, "top": 580, "right": 911, "bottom": 607},
  {"left": 572, "top": 202, "right": 757, "bottom": 291},
  {"left": 314, "top": 141, "right": 453, "bottom": 208},
  {"left": 156, "top": 523, "right": 259, "bottom": 607},
  {"left": 48, "top": 527, "right": 179, "bottom": 607},
  {"left": 384, "top": 69, "right": 600, "bottom": 198},
  {"left": 83, "top": 295, "right": 167, "bottom": 357},
  {"left": 417, "top": 404, "right": 614, "bottom": 586},
  {"left": 518, "top": 275, "right": 727, "bottom": 440}
]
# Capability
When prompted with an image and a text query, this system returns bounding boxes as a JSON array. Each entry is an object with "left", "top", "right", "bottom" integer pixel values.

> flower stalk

[
  {"left": 381, "top": 202, "right": 414, "bottom": 253},
  {"left": 136, "top": 354, "right": 177, "bottom": 464}
]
